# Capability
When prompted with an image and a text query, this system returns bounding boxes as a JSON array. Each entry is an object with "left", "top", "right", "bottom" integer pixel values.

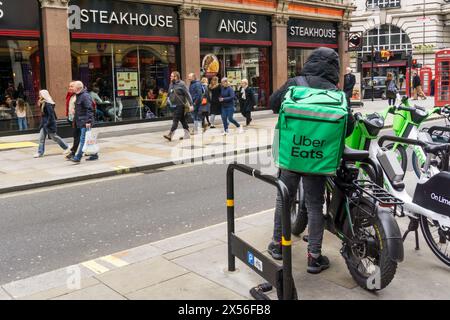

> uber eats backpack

[{"left": 273, "top": 78, "right": 348, "bottom": 176}]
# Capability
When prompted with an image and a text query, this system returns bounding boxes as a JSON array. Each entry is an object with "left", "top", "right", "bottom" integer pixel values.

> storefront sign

[
  {"left": 200, "top": 10, "right": 271, "bottom": 44},
  {"left": 0, "top": 0, "right": 40, "bottom": 33},
  {"left": 69, "top": 0, "right": 179, "bottom": 39},
  {"left": 202, "top": 54, "right": 220, "bottom": 77},
  {"left": 287, "top": 19, "right": 338, "bottom": 47}
]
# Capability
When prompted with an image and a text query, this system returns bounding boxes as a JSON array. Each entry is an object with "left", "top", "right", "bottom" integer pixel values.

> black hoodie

[{"left": 270, "top": 47, "right": 355, "bottom": 136}]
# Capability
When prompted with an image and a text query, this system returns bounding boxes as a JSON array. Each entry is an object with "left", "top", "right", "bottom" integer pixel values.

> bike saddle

[
  {"left": 343, "top": 147, "right": 369, "bottom": 162},
  {"left": 363, "top": 113, "right": 385, "bottom": 136}
]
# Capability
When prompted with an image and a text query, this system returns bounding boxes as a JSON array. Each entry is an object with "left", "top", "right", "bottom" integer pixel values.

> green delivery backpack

[{"left": 273, "top": 78, "right": 348, "bottom": 176}]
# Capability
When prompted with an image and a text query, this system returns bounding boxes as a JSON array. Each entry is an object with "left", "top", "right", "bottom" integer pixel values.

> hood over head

[{"left": 300, "top": 47, "right": 340, "bottom": 88}]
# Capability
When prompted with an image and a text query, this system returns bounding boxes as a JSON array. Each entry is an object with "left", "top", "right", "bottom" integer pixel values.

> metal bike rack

[{"left": 226, "top": 163, "right": 297, "bottom": 300}]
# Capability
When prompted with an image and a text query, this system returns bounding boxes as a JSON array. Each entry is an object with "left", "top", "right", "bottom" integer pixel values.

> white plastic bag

[{"left": 82, "top": 129, "right": 99, "bottom": 155}]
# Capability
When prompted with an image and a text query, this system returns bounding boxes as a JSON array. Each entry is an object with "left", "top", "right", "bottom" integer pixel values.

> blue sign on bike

[{"left": 247, "top": 252, "right": 254, "bottom": 266}]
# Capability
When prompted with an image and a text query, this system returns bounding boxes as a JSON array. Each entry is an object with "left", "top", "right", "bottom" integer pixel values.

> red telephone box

[
  {"left": 420, "top": 66, "right": 433, "bottom": 96},
  {"left": 435, "top": 49, "right": 450, "bottom": 107}
]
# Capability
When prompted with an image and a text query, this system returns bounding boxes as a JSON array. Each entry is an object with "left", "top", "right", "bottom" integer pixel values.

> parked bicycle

[
  {"left": 291, "top": 146, "right": 404, "bottom": 291},
  {"left": 381, "top": 94, "right": 450, "bottom": 178},
  {"left": 336, "top": 110, "right": 450, "bottom": 266}
]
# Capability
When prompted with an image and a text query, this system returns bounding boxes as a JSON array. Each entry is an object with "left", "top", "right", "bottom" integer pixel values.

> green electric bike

[{"left": 380, "top": 95, "right": 450, "bottom": 178}]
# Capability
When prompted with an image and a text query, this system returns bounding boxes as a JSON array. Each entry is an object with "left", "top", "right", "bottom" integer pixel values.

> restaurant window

[
  {"left": 287, "top": 48, "right": 314, "bottom": 78},
  {"left": 71, "top": 42, "right": 178, "bottom": 123},
  {"left": 0, "top": 40, "right": 41, "bottom": 132},
  {"left": 200, "top": 46, "right": 270, "bottom": 109}
]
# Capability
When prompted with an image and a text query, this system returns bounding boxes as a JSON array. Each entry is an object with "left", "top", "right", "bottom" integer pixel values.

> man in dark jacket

[
  {"left": 343, "top": 67, "right": 356, "bottom": 107},
  {"left": 268, "top": 47, "right": 355, "bottom": 274},
  {"left": 237, "top": 79, "right": 257, "bottom": 126},
  {"left": 412, "top": 72, "right": 426, "bottom": 100},
  {"left": 188, "top": 73, "right": 203, "bottom": 134},
  {"left": 164, "top": 71, "right": 193, "bottom": 141},
  {"left": 70, "top": 81, "right": 95, "bottom": 163}
]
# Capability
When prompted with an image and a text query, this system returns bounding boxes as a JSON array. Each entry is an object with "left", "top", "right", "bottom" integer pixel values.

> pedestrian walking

[
  {"left": 413, "top": 72, "right": 427, "bottom": 100},
  {"left": 237, "top": 79, "right": 256, "bottom": 126},
  {"left": 15, "top": 98, "right": 28, "bottom": 131},
  {"left": 69, "top": 81, "right": 97, "bottom": 163},
  {"left": 386, "top": 72, "right": 398, "bottom": 106},
  {"left": 398, "top": 71, "right": 405, "bottom": 91},
  {"left": 219, "top": 77, "right": 243, "bottom": 135},
  {"left": 267, "top": 47, "right": 355, "bottom": 273},
  {"left": 34, "top": 90, "right": 70, "bottom": 158},
  {"left": 188, "top": 73, "right": 203, "bottom": 134},
  {"left": 65, "top": 81, "right": 79, "bottom": 160},
  {"left": 163, "top": 71, "right": 193, "bottom": 141},
  {"left": 200, "top": 77, "right": 211, "bottom": 132},
  {"left": 208, "top": 76, "right": 222, "bottom": 128}
]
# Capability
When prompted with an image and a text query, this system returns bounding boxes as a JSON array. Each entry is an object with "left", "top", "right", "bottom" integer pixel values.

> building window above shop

[
  {"left": 366, "top": 0, "right": 401, "bottom": 10},
  {"left": 362, "top": 24, "right": 411, "bottom": 53}
]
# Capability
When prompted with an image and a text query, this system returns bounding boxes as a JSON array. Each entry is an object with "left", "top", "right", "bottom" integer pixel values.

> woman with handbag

[
  {"left": 386, "top": 72, "right": 398, "bottom": 106},
  {"left": 200, "top": 77, "right": 211, "bottom": 132},
  {"left": 34, "top": 90, "right": 70, "bottom": 158},
  {"left": 164, "top": 71, "right": 193, "bottom": 141},
  {"left": 208, "top": 76, "right": 222, "bottom": 128}
]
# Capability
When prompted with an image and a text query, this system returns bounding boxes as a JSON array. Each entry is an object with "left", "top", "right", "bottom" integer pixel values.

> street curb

[{"left": 0, "top": 144, "right": 273, "bottom": 195}]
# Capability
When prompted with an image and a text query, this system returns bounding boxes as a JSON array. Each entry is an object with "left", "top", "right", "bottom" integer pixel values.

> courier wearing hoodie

[{"left": 268, "top": 48, "right": 355, "bottom": 272}]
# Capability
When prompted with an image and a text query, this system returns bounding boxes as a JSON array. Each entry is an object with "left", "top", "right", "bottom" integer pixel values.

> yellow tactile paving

[{"left": 0, "top": 142, "right": 38, "bottom": 150}]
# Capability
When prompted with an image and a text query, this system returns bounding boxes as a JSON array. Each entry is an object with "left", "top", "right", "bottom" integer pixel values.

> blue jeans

[
  {"left": 38, "top": 128, "right": 69, "bottom": 155},
  {"left": 221, "top": 107, "right": 240, "bottom": 131},
  {"left": 193, "top": 105, "right": 201, "bottom": 122},
  {"left": 74, "top": 128, "right": 87, "bottom": 161},
  {"left": 18, "top": 117, "right": 27, "bottom": 131}
]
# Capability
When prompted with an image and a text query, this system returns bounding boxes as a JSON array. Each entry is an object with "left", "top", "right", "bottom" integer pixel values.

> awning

[{"left": 362, "top": 61, "right": 407, "bottom": 68}]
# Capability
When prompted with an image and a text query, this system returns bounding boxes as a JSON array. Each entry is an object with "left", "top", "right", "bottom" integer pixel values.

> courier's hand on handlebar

[{"left": 354, "top": 112, "right": 363, "bottom": 121}]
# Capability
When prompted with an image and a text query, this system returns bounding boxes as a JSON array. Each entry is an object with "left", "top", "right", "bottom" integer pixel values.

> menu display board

[
  {"left": 116, "top": 71, "right": 139, "bottom": 97},
  {"left": 226, "top": 70, "right": 242, "bottom": 87}
]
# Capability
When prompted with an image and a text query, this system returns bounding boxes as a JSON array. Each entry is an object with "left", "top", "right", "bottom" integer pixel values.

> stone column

[
  {"left": 40, "top": 0, "right": 72, "bottom": 118},
  {"left": 338, "top": 22, "right": 351, "bottom": 90},
  {"left": 178, "top": 5, "right": 201, "bottom": 80},
  {"left": 271, "top": 14, "right": 289, "bottom": 91}
]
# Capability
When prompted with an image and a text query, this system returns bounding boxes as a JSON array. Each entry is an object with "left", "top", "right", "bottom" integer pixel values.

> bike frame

[
  {"left": 382, "top": 96, "right": 446, "bottom": 173},
  {"left": 370, "top": 136, "right": 450, "bottom": 230}
]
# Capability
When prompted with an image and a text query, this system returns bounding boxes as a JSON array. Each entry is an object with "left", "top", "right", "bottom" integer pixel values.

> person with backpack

[
  {"left": 268, "top": 47, "right": 355, "bottom": 274},
  {"left": 188, "top": 73, "right": 203, "bottom": 134},
  {"left": 164, "top": 71, "right": 193, "bottom": 141},
  {"left": 386, "top": 72, "right": 398, "bottom": 106},
  {"left": 34, "top": 90, "right": 70, "bottom": 158}
]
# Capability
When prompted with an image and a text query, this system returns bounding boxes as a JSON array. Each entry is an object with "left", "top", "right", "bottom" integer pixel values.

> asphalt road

[
  {"left": 0, "top": 151, "right": 278, "bottom": 284},
  {"left": 0, "top": 118, "right": 445, "bottom": 285}
]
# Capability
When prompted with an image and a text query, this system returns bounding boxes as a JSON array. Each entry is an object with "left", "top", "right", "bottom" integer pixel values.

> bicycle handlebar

[
  {"left": 428, "top": 126, "right": 450, "bottom": 136},
  {"left": 378, "top": 135, "right": 428, "bottom": 149}
]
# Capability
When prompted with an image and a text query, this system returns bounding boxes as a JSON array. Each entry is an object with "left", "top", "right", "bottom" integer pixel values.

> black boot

[
  {"left": 268, "top": 241, "right": 282, "bottom": 260},
  {"left": 307, "top": 252, "right": 330, "bottom": 274}
]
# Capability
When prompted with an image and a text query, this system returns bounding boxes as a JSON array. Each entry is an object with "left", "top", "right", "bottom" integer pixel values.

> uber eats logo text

[
  {"left": 0, "top": 2, "right": 4, "bottom": 19},
  {"left": 291, "top": 135, "right": 325, "bottom": 159}
]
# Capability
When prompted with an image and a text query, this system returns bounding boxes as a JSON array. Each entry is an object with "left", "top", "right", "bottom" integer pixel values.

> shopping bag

[{"left": 82, "top": 129, "right": 100, "bottom": 155}]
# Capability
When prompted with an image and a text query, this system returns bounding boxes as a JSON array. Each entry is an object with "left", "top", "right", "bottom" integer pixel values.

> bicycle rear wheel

[{"left": 419, "top": 215, "right": 450, "bottom": 266}]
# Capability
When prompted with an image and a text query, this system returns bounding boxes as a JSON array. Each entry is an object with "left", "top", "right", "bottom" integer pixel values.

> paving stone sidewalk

[
  {"left": 1, "top": 209, "right": 449, "bottom": 300},
  {"left": 0, "top": 98, "right": 441, "bottom": 195}
]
